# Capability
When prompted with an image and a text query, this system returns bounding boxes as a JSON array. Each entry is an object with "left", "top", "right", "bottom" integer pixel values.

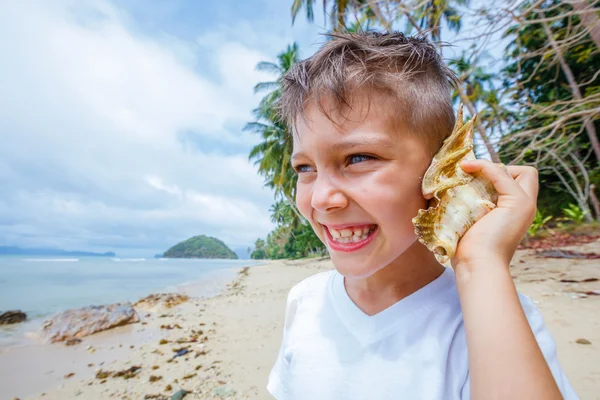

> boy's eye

[
  {"left": 347, "top": 154, "right": 375, "bottom": 165},
  {"left": 293, "top": 164, "right": 315, "bottom": 173}
]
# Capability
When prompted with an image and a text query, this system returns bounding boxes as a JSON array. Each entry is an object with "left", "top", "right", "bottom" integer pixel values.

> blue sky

[
  {"left": 0, "top": 0, "right": 331, "bottom": 256},
  {"left": 0, "top": 0, "right": 506, "bottom": 257}
]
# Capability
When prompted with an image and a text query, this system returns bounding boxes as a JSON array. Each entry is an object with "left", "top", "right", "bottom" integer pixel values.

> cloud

[{"left": 0, "top": 0, "right": 281, "bottom": 255}]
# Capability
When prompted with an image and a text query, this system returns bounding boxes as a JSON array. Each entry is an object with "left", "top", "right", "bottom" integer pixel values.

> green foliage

[
  {"left": 501, "top": 0, "right": 600, "bottom": 217},
  {"left": 284, "top": 223, "right": 327, "bottom": 258},
  {"left": 527, "top": 209, "right": 553, "bottom": 237},
  {"left": 163, "top": 235, "right": 238, "bottom": 259},
  {"left": 247, "top": 44, "right": 299, "bottom": 201},
  {"left": 250, "top": 248, "right": 268, "bottom": 259},
  {"left": 561, "top": 203, "right": 588, "bottom": 224},
  {"left": 247, "top": 42, "right": 327, "bottom": 260},
  {"left": 411, "top": 0, "right": 470, "bottom": 41},
  {"left": 251, "top": 238, "right": 268, "bottom": 259},
  {"left": 291, "top": 0, "right": 377, "bottom": 32}
]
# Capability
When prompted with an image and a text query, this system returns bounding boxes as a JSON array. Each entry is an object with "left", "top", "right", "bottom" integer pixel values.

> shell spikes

[{"left": 412, "top": 104, "right": 500, "bottom": 264}]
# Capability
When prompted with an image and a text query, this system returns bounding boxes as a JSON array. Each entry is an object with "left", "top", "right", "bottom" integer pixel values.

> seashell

[{"left": 412, "top": 104, "right": 501, "bottom": 264}]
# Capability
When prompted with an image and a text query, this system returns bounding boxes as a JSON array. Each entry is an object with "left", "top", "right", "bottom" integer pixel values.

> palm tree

[
  {"left": 253, "top": 43, "right": 300, "bottom": 109},
  {"left": 247, "top": 43, "right": 304, "bottom": 218},
  {"left": 291, "top": 0, "right": 377, "bottom": 32},
  {"left": 270, "top": 200, "right": 289, "bottom": 225},
  {"left": 410, "top": 0, "right": 469, "bottom": 45}
]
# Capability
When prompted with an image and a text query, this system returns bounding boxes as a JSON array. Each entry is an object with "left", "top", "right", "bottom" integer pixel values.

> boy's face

[{"left": 292, "top": 98, "right": 434, "bottom": 278}]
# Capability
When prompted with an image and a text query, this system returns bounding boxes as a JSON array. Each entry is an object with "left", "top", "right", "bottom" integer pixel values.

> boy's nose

[{"left": 311, "top": 175, "right": 348, "bottom": 212}]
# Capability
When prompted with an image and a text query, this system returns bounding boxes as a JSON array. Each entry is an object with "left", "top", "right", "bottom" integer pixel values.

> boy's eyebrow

[{"left": 291, "top": 137, "right": 395, "bottom": 161}]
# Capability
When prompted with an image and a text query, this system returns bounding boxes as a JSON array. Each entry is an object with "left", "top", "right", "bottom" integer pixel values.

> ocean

[{"left": 0, "top": 256, "right": 257, "bottom": 346}]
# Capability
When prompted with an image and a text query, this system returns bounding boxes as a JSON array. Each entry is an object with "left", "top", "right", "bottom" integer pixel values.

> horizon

[{"left": 0, "top": 0, "right": 328, "bottom": 257}]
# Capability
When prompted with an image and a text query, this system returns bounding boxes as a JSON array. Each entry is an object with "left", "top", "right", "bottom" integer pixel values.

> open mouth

[{"left": 323, "top": 224, "right": 378, "bottom": 251}]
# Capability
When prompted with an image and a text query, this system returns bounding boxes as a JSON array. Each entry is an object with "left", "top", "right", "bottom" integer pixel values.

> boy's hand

[{"left": 451, "top": 160, "right": 539, "bottom": 270}]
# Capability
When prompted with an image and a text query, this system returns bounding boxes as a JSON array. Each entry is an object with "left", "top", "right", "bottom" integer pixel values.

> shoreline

[
  {"left": 0, "top": 260, "right": 260, "bottom": 399},
  {"left": 0, "top": 258, "right": 257, "bottom": 349},
  {"left": 1, "top": 244, "right": 599, "bottom": 399}
]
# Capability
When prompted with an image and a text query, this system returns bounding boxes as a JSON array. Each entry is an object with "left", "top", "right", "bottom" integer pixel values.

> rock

[
  {"left": 172, "top": 348, "right": 190, "bottom": 360},
  {"left": 40, "top": 303, "right": 139, "bottom": 343},
  {"left": 576, "top": 338, "right": 592, "bottom": 345},
  {"left": 65, "top": 338, "right": 82, "bottom": 346},
  {"left": 212, "top": 385, "right": 236, "bottom": 398},
  {"left": 0, "top": 310, "right": 27, "bottom": 325},
  {"left": 169, "top": 389, "right": 190, "bottom": 400},
  {"left": 135, "top": 293, "right": 189, "bottom": 311}
]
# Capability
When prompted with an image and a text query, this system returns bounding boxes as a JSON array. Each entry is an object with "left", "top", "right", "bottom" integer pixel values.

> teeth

[
  {"left": 340, "top": 229, "right": 353, "bottom": 238},
  {"left": 329, "top": 226, "right": 375, "bottom": 243}
]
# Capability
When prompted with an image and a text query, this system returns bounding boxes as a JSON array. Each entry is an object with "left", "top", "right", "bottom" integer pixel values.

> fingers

[
  {"left": 460, "top": 160, "right": 539, "bottom": 200},
  {"left": 506, "top": 165, "right": 539, "bottom": 200},
  {"left": 460, "top": 160, "right": 521, "bottom": 196}
]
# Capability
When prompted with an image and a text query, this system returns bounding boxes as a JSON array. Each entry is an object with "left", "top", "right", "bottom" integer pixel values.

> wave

[
  {"left": 112, "top": 258, "right": 146, "bottom": 262},
  {"left": 22, "top": 258, "right": 79, "bottom": 262}
]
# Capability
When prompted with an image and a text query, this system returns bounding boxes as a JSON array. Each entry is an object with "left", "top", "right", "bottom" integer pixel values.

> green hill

[{"left": 163, "top": 235, "right": 238, "bottom": 259}]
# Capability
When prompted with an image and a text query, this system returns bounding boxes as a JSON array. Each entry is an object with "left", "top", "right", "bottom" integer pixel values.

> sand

[{"left": 1, "top": 242, "right": 599, "bottom": 400}]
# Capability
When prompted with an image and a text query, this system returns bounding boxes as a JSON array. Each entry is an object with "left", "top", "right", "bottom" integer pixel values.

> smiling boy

[{"left": 266, "top": 32, "right": 578, "bottom": 399}]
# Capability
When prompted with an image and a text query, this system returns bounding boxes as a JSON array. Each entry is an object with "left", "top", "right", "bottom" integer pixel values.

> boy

[{"left": 267, "top": 32, "right": 578, "bottom": 399}]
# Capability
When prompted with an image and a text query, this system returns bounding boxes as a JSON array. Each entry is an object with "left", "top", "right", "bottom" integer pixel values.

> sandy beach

[{"left": 1, "top": 241, "right": 599, "bottom": 400}]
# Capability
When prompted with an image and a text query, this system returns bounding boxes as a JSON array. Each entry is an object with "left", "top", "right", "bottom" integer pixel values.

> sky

[
  {"left": 0, "top": 0, "right": 505, "bottom": 257},
  {"left": 0, "top": 0, "right": 332, "bottom": 257}
]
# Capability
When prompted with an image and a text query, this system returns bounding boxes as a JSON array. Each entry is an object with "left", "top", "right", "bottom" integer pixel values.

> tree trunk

[
  {"left": 458, "top": 92, "right": 502, "bottom": 163},
  {"left": 539, "top": 13, "right": 600, "bottom": 164},
  {"left": 590, "top": 184, "right": 600, "bottom": 222},
  {"left": 283, "top": 193, "right": 305, "bottom": 225},
  {"left": 570, "top": 0, "right": 600, "bottom": 49},
  {"left": 547, "top": 150, "right": 595, "bottom": 223}
]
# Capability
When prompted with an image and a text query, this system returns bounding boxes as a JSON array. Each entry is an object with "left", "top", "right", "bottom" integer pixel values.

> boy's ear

[{"left": 425, "top": 197, "right": 439, "bottom": 209}]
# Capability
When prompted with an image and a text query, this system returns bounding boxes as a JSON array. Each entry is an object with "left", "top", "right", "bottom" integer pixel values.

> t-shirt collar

[{"left": 328, "top": 266, "right": 454, "bottom": 345}]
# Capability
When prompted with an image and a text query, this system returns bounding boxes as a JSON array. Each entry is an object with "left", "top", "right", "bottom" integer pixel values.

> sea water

[{"left": 0, "top": 256, "right": 257, "bottom": 345}]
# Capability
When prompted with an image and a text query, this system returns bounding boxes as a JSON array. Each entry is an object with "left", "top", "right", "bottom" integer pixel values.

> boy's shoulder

[{"left": 287, "top": 269, "right": 334, "bottom": 303}]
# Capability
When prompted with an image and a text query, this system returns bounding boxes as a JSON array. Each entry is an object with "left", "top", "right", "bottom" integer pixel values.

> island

[
  {"left": 162, "top": 235, "right": 238, "bottom": 259},
  {"left": 0, "top": 246, "right": 116, "bottom": 257}
]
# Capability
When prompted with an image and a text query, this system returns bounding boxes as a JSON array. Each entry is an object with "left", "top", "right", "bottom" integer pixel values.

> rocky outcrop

[
  {"left": 134, "top": 293, "right": 189, "bottom": 312},
  {"left": 0, "top": 310, "right": 27, "bottom": 325},
  {"left": 40, "top": 303, "right": 139, "bottom": 343}
]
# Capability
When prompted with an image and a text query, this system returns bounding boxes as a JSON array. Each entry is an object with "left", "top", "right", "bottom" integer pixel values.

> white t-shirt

[{"left": 267, "top": 267, "right": 579, "bottom": 400}]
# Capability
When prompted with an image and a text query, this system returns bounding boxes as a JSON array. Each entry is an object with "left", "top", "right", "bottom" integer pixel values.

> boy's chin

[{"left": 330, "top": 253, "right": 385, "bottom": 279}]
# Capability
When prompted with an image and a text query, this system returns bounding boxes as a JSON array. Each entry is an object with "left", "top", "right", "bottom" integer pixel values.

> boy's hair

[{"left": 277, "top": 31, "right": 458, "bottom": 155}]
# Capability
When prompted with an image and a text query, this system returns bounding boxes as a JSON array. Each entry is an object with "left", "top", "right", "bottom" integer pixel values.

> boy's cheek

[{"left": 295, "top": 195, "right": 313, "bottom": 221}]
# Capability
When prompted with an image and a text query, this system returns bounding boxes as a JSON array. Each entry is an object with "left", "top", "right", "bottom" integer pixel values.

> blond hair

[{"left": 277, "top": 31, "right": 458, "bottom": 154}]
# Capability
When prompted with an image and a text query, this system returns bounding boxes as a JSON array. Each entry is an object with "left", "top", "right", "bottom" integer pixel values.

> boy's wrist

[{"left": 452, "top": 257, "right": 511, "bottom": 285}]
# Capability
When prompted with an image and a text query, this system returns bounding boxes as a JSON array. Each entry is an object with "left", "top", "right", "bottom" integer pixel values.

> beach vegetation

[
  {"left": 562, "top": 203, "right": 589, "bottom": 224},
  {"left": 528, "top": 210, "right": 553, "bottom": 237}
]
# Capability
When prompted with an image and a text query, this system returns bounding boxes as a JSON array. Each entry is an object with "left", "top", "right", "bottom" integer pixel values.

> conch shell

[{"left": 412, "top": 105, "right": 501, "bottom": 264}]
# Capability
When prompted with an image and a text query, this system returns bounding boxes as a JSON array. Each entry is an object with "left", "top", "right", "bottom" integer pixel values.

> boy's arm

[
  {"left": 455, "top": 262, "right": 564, "bottom": 399},
  {"left": 452, "top": 160, "right": 566, "bottom": 400}
]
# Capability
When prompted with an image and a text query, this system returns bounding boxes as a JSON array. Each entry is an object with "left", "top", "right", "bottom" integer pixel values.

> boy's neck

[{"left": 343, "top": 241, "right": 445, "bottom": 317}]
